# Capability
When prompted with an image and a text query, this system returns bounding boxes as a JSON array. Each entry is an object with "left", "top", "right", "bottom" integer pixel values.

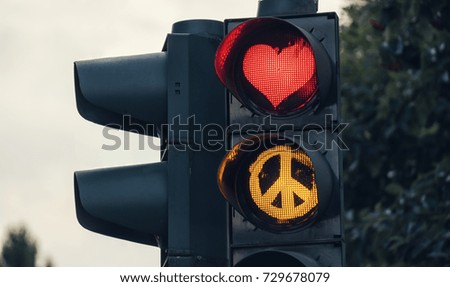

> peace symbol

[{"left": 248, "top": 145, "right": 318, "bottom": 221}]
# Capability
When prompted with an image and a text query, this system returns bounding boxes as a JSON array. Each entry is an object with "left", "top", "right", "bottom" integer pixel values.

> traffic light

[
  {"left": 215, "top": 13, "right": 344, "bottom": 266},
  {"left": 73, "top": 20, "right": 229, "bottom": 266}
]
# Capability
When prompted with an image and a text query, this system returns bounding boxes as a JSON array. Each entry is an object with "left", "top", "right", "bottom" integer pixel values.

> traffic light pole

[{"left": 257, "top": 0, "right": 318, "bottom": 16}]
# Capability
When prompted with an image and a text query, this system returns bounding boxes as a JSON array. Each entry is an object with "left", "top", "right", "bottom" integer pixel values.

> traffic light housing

[
  {"left": 73, "top": 3, "right": 344, "bottom": 267},
  {"left": 74, "top": 20, "right": 229, "bottom": 266},
  {"left": 216, "top": 13, "right": 344, "bottom": 266}
]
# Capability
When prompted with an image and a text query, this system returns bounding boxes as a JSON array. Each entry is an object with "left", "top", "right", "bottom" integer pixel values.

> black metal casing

[
  {"left": 219, "top": 13, "right": 344, "bottom": 267},
  {"left": 74, "top": 20, "right": 229, "bottom": 267}
]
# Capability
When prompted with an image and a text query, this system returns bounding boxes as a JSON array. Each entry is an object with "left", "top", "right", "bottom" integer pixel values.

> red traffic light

[
  {"left": 215, "top": 17, "right": 332, "bottom": 117},
  {"left": 243, "top": 39, "right": 317, "bottom": 110}
]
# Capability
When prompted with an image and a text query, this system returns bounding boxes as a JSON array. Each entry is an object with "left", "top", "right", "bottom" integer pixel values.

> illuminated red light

[
  {"left": 243, "top": 40, "right": 317, "bottom": 109},
  {"left": 215, "top": 18, "right": 320, "bottom": 116}
]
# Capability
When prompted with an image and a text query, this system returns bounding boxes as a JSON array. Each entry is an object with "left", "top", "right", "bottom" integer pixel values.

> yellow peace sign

[{"left": 248, "top": 145, "right": 318, "bottom": 221}]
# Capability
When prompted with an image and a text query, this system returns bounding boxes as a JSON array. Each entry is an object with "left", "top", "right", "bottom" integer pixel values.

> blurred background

[{"left": 1, "top": 0, "right": 448, "bottom": 266}]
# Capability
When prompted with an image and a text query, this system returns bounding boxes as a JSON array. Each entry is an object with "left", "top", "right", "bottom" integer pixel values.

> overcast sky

[{"left": 0, "top": 0, "right": 346, "bottom": 266}]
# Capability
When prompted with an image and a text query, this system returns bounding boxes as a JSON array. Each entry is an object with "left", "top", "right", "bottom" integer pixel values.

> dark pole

[{"left": 257, "top": 0, "right": 318, "bottom": 16}]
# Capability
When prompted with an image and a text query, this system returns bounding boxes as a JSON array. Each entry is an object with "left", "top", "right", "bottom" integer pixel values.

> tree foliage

[
  {"left": 341, "top": 0, "right": 450, "bottom": 266},
  {"left": 1, "top": 226, "right": 37, "bottom": 267}
]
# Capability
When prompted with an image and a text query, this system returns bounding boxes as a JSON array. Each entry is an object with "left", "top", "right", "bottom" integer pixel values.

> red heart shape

[{"left": 243, "top": 41, "right": 316, "bottom": 108}]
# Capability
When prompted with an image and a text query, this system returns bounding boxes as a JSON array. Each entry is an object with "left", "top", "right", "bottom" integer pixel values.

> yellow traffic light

[
  {"left": 217, "top": 135, "right": 331, "bottom": 232},
  {"left": 248, "top": 145, "right": 318, "bottom": 223}
]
